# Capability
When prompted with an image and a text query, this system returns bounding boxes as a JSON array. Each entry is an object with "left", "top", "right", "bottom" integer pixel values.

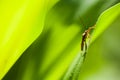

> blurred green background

[{"left": 2, "top": 0, "right": 120, "bottom": 80}]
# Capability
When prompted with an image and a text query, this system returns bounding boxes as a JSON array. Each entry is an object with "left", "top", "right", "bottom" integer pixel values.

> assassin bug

[{"left": 81, "top": 26, "right": 95, "bottom": 51}]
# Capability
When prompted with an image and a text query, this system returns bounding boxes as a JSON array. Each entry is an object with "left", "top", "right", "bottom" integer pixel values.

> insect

[{"left": 81, "top": 26, "right": 95, "bottom": 51}]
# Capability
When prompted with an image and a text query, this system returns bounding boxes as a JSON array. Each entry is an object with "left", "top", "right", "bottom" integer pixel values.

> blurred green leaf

[{"left": 0, "top": 0, "right": 58, "bottom": 79}]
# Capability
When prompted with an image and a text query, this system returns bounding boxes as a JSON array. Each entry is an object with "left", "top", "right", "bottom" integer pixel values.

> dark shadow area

[
  {"left": 47, "top": 0, "right": 80, "bottom": 26},
  {"left": 76, "top": 0, "right": 120, "bottom": 29}
]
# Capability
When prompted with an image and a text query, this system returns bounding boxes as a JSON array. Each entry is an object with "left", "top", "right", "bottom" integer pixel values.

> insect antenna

[{"left": 79, "top": 16, "right": 87, "bottom": 30}]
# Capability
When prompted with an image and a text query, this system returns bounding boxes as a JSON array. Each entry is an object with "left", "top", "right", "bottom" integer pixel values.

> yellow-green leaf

[{"left": 0, "top": 0, "right": 58, "bottom": 79}]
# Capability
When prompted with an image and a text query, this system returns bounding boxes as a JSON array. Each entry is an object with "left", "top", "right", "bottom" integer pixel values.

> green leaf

[
  {"left": 2, "top": 1, "right": 120, "bottom": 80},
  {"left": 0, "top": 0, "right": 58, "bottom": 79},
  {"left": 92, "top": 2, "right": 120, "bottom": 42},
  {"left": 63, "top": 2, "right": 120, "bottom": 80}
]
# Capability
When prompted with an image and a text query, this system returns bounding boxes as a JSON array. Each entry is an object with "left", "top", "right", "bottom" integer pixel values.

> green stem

[{"left": 62, "top": 51, "right": 86, "bottom": 80}]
